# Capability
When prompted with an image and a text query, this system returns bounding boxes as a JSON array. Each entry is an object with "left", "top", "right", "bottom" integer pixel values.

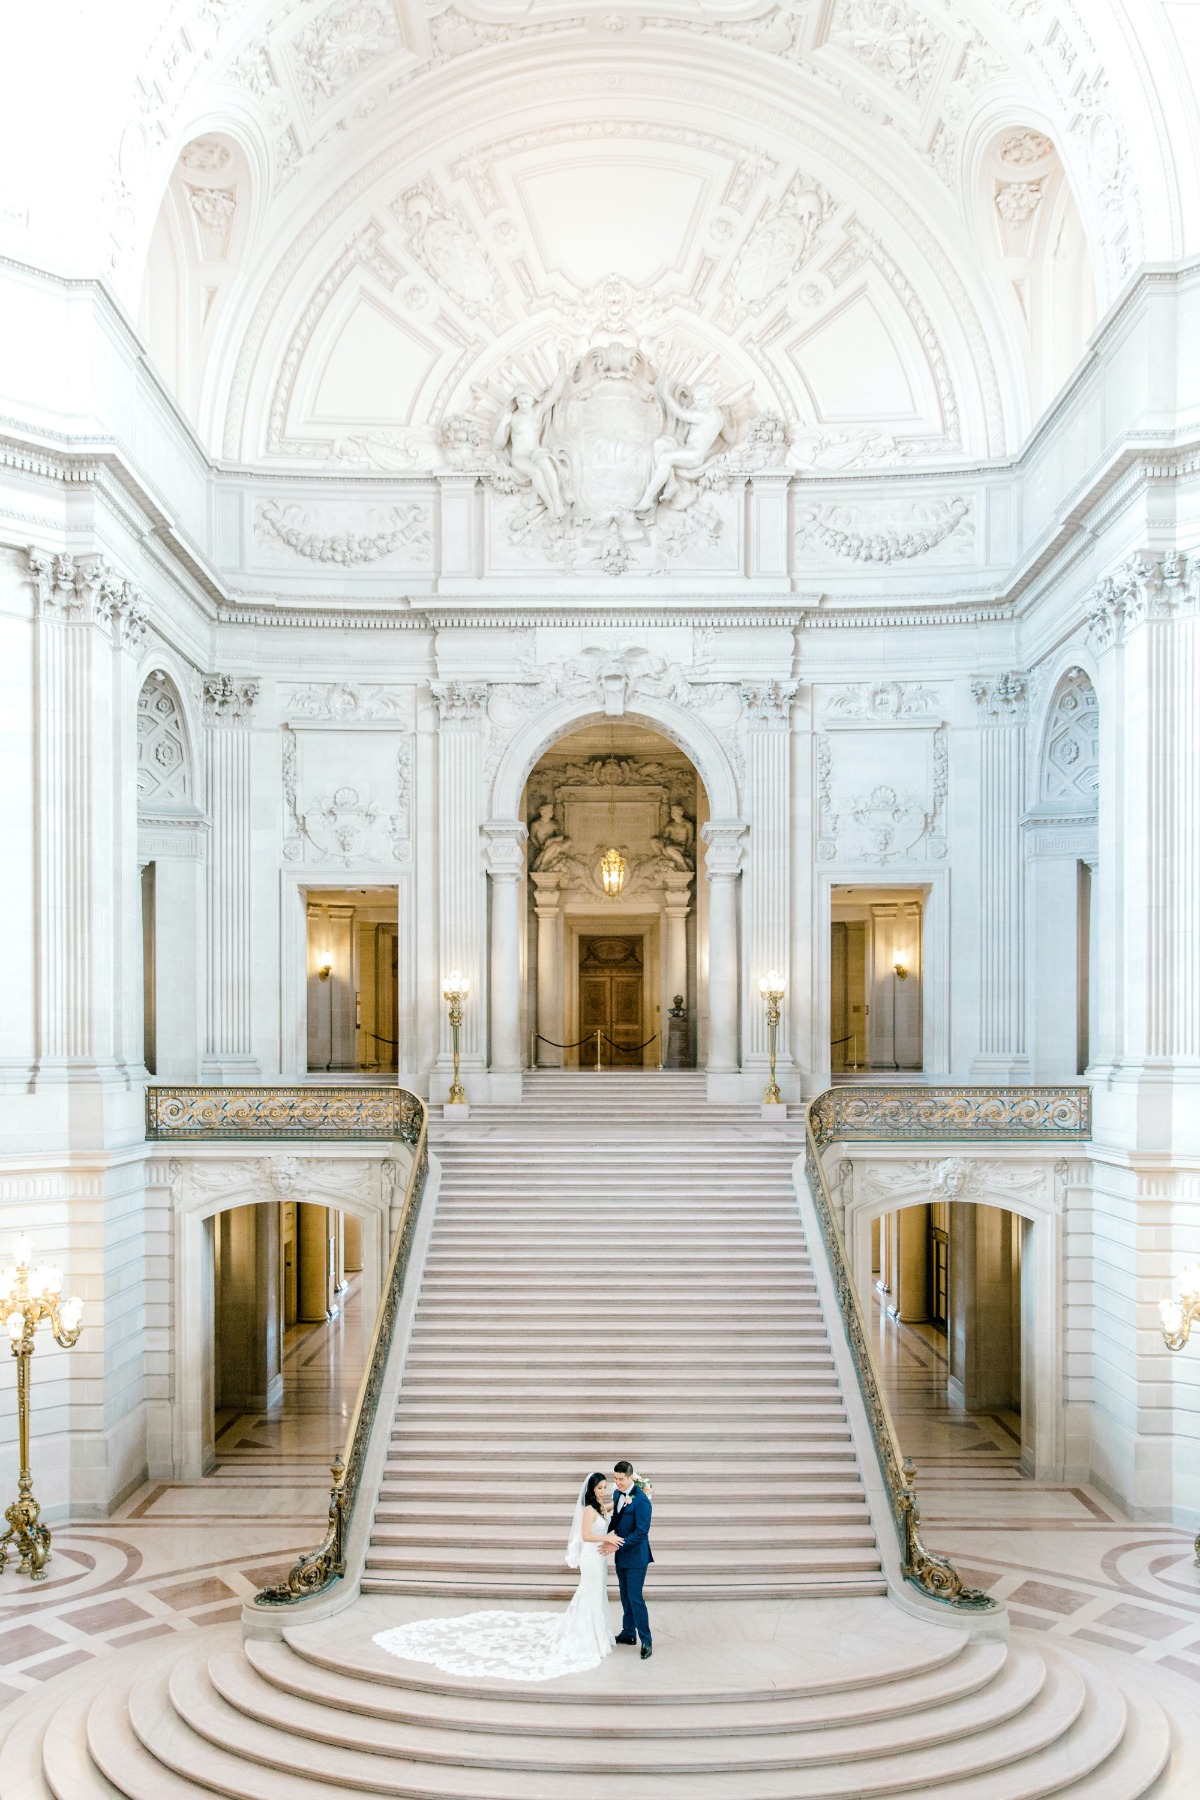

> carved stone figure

[
  {"left": 652, "top": 804, "right": 696, "bottom": 871},
  {"left": 636, "top": 376, "right": 727, "bottom": 516},
  {"left": 528, "top": 801, "right": 569, "bottom": 869},
  {"left": 494, "top": 365, "right": 567, "bottom": 518}
]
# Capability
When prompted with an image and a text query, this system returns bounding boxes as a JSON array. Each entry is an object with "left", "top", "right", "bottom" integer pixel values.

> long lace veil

[{"left": 565, "top": 1475, "right": 589, "bottom": 1568}]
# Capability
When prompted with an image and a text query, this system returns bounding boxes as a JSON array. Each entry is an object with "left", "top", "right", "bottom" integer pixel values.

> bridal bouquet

[{"left": 630, "top": 1470, "right": 653, "bottom": 1496}]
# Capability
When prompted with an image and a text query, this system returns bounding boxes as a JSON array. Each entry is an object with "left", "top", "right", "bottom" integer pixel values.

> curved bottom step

[{"left": 0, "top": 1594, "right": 1185, "bottom": 1800}]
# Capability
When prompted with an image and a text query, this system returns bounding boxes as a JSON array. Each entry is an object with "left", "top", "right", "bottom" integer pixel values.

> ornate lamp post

[
  {"left": 759, "top": 970, "right": 787, "bottom": 1105},
  {"left": 0, "top": 1236, "right": 83, "bottom": 1580},
  {"left": 1159, "top": 1263, "right": 1200, "bottom": 1568},
  {"left": 443, "top": 970, "right": 470, "bottom": 1105}
]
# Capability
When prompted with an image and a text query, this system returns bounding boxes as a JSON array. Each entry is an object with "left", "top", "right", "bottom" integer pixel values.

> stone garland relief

[
  {"left": 794, "top": 497, "right": 974, "bottom": 565},
  {"left": 282, "top": 724, "right": 412, "bottom": 866},
  {"left": 254, "top": 499, "right": 433, "bottom": 567}
]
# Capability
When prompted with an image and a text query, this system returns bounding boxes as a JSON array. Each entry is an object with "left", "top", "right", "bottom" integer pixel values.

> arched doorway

[
  {"left": 840, "top": 1155, "right": 1068, "bottom": 1480},
  {"left": 523, "top": 721, "right": 707, "bottom": 1071}
]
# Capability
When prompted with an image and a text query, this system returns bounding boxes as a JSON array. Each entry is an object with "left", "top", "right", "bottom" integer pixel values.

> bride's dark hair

[{"left": 583, "top": 1470, "right": 607, "bottom": 1514}]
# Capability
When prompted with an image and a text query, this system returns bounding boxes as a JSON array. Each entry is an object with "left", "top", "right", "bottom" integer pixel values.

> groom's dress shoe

[
  {"left": 614, "top": 1634, "right": 637, "bottom": 1645},
  {"left": 640, "top": 1643, "right": 653, "bottom": 1660}
]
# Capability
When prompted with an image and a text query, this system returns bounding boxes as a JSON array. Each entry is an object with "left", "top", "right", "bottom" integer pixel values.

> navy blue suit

[{"left": 610, "top": 1485, "right": 653, "bottom": 1645}]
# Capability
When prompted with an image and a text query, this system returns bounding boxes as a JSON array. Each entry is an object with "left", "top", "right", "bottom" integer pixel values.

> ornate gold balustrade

[
  {"left": 146, "top": 1084, "right": 421, "bottom": 1141},
  {"left": 803, "top": 1082, "right": 1090, "bottom": 1612},
  {"left": 144, "top": 1084, "right": 429, "bottom": 1604}
]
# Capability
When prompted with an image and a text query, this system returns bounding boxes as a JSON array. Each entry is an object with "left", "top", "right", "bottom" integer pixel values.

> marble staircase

[
  {"left": 366, "top": 1069, "right": 883, "bottom": 1602},
  {"left": 0, "top": 1071, "right": 1183, "bottom": 1797}
]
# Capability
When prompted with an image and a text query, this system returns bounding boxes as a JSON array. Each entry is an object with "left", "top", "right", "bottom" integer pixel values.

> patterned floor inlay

[
  {"left": 0, "top": 1274, "right": 1196, "bottom": 1705},
  {"left": 0, "top": 1280, "right": 367, "bottom": 1699},
  {"left": 874, "top": 1299, "right": 1200, "bottom": 1680}
]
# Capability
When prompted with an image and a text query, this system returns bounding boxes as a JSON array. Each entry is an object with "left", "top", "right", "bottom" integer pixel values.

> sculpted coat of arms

[{"left": 446, "top": 342, "right": 785, "bottom": 575}]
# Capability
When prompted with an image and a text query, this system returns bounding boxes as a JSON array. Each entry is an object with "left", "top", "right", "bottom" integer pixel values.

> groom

[{"left": 604, "top": 1460, "right": 653, "bottom": 1659}]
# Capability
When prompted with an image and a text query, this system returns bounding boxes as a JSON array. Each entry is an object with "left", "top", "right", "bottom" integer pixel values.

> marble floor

[
  {"left": 872, "top": 1295, "right": 1200, "bottom": 1686},
  {"left": 0, "top": 1272, "right": 1197, "bottom": 1718},
  {"left": 0, "top": 1278, "right": 369, "bottom": 1708}
]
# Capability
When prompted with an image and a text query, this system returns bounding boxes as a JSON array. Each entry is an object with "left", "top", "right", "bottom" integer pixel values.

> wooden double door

[{"left": 578, "top": 935, "right": 646, "bottom": 1066}]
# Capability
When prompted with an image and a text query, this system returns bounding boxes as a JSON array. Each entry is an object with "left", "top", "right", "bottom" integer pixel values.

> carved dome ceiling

[{"left": 7, "top": 0, "right": 1197, "bottom": 471}]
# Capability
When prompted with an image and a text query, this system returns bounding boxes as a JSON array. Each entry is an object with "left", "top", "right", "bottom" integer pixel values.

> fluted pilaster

[
  {"left": 971, "top": 672, "right": 1029, "bottom": 1078},
  {"left": 433, "top": 683, "right": 489, "bottom": 1081},
  {"left": 202, "top": 676, "right": 260, "bottom": 1080}
]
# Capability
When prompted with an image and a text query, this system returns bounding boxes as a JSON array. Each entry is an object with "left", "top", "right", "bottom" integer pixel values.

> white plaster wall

[{"left": 0, "top": 257, "right": 1198, "bottom": 1526}]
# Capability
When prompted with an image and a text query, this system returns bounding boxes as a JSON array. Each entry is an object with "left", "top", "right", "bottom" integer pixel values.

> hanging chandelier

[{"left": 599, "top": 725, "right": 627, "bottom": 897}]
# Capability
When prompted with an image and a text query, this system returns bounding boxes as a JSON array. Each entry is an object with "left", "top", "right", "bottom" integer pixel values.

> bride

[{"left": 372, "top": 1471, "right": 616, "bottom": 1682}]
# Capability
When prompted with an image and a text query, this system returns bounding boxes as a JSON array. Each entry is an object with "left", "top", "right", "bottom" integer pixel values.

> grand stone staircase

[
  {"left": 366, "top": 1069, "right": 884, "bottom": 1602},
  {"left": 0, "top": 1071, "right": 1185, "bottom": 1797}
]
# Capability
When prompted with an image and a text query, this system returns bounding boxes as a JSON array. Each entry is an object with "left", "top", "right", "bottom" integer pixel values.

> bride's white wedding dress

[{"left": 372, "top": 1509, "right": 615, "bottom": 1683}]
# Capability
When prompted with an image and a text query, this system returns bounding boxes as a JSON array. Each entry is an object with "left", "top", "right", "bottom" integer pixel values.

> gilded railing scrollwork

[
  {"left": 253, "top": 1097, "right": 429, "bottom": 1605},
  {"left": 804, "top": 1083, "right": 1089, "bottom": 1610},
  {"left": 143, "top": 1084, "right": 429, "bottom": 1605},
  {"left": 146, "top": 1084, "right": 422, "bottom": 1141}
]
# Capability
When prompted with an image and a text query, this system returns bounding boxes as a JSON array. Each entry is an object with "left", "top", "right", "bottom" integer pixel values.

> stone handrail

[
  {"left": 143, "top": 1084, "right": 430, "bottom": 1604},
  {"left": 803, "top": 1082, "right": 1090, "bottom": 1611}
]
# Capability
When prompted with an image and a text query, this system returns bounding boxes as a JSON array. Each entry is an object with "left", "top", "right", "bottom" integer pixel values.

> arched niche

[
  {"left": 973, "top": 124, "right": 1097, "bottom": 423},
  {"left": 137, "top": 668, "right": 197, "bottom": 814},
  {"left": 1038, "top": 666, "right": 1099, "bottom": 812},
  {"left": 138, "top": 129, "right": 256, "bottom": 429}
]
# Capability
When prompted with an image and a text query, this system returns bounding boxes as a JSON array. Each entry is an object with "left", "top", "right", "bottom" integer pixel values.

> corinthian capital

[
  {"left": 970, "top": 671, "right": 1027, "bottom": 721},
  {"left": 203, "top": 674, "right": 260, "bottom": 722},
  {"left": 432, "top": 680, "right": 490, "bottom": 722},
  {"left": 739, "top": 681, "right": 798, "bottom": 727},
  {"left": 1085, "top": 551, "right": 1199, "bottom": 651},
  {"left": 28, "top": 547, "right": 149, "bottom": 650}
]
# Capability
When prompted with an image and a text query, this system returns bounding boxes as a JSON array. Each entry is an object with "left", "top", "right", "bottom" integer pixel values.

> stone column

[
  {"left": 948, "top": 1202, "right": 1020, "bottom": 1413},
  {"left": 201, "top": 676, "right": 261, "bottom": 1082},
  {"left": 662, "top": 874, "right": 691, "bottom": 1008},
  {"left": 483, "top": 818, "right": 527, "bottom": 1097},
  {"left": 28, "top": 551, "right": 149, "bottom": 1104},
  {"left": 531, "top": 872, "right": 565, "bottom": 1067},
  {"left": 970, "top": 672, "right": 1030, "bottom": 1079},
  {"left": 432, "top": 683, "right": 489, "bottom": 1099},
  {"left": 739, "top": 684, "right": 796, "bottom": 1086},
  {"left": 701, "top": 819, "right": 747, "bottom": 1087}
]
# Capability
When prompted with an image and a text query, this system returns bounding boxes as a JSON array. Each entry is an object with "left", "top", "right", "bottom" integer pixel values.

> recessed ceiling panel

[
  {"left": 309, "top": 293, "right": 439, "bottom": 425},
  {"left": 512, "top": 158, "right": 709, "bottom": 286},
  {"left": 789, "top": 293, "right": 917, "bottom": 421}
]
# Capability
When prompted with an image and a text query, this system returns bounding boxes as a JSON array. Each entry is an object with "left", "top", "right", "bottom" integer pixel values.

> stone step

[
  {"left": 362, "top": 1544, "right": 883, "bottom": 1574},
  {"left": 372, "top": 1501, "right": 872, "bottom": 1524},
  {"left": 368, "top": 1525, "right": 879, "bottom": 1550},
  {"left": 85, "top": 1629, "right": 1151, "bottom": 1799},
  {"left": 359, "top": 1573, "right": 891, "bottom": 1604}
]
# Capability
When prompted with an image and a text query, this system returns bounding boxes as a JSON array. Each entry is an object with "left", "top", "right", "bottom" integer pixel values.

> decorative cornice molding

[
  {"left": 202, "top": 674, "right": 260, "bottom": 721},
  {"left": 27, "top": 546, "right": 149, "bottom": 650}
]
